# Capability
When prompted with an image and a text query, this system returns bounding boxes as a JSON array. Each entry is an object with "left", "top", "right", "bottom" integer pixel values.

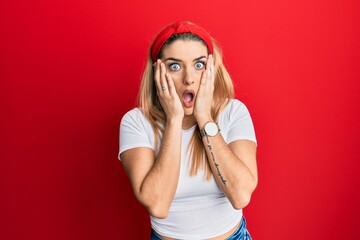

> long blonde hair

[{"left": 138, "top": 31, "right": 234, "bottom": 180}]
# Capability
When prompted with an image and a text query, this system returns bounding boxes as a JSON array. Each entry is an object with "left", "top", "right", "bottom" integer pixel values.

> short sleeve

[
  {"left": 118, "top": 108, "right": 155, "bottom": 160},
  {"left": 226, "top": 100, "right": 257, "bottom": 144}
]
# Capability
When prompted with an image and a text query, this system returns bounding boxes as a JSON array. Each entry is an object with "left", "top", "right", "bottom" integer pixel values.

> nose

[{"left": 183, "top": 68, "right": 195, "bottom": 85}]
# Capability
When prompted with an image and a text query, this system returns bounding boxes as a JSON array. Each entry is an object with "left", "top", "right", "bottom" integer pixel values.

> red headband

[{"left": 151, "top": 21, "right": 214, "bottom": 62}]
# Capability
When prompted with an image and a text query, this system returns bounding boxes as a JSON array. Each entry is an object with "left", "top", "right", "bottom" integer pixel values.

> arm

[
  {"left": 121, "top": 117, "right": 182, "bottom": 219},
  {"left": 120, "top": 60, "right": 184, "bottom": 218},
  {"left": 199, "top": 120, "right": 258, "bottom": 209},
  {"left": 194, "top": 55, "right": 258, "bottom": 209}
]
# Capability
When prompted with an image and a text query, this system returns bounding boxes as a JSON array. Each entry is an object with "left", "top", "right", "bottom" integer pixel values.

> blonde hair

[{"left": 138, "top": 32, "right": 234, "bottom": 180}]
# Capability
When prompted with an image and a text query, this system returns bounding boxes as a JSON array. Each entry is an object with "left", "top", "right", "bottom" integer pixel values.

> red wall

[{"left": 1, "top": 0, "right": 359, "bottom": 239}]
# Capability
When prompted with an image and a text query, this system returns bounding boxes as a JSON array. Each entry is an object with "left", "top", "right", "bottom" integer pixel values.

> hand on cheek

[
  {"left": 154, "top": 59, "right": 184, "bottom": 122},
  {"left": 194, "top": 54, "right": 215, "bottom": 124}
]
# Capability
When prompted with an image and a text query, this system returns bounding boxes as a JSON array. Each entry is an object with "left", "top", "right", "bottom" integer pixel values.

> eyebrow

[{"left": 164, "top": 56, "right": 207, "bottom": 62}]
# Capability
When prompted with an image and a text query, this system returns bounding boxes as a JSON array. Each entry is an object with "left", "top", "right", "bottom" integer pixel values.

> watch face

[{"left": 205, "top": 122, "right": 219, "bottom": 136}]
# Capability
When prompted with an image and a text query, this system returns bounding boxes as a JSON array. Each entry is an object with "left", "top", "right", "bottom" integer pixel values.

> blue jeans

[{"left": 151, "top": 216, "right": 252, "bottom": 240}]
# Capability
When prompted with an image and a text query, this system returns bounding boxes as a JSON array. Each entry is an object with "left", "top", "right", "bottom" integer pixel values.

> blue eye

[
  {"left": 169, "top": 63, "right": 180, "bottom": 71},
  {"left": 195, "top": 61, "right": 205, "bottom": 70}
]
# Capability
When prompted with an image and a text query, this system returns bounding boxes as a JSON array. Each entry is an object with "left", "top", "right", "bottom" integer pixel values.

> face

[{"left": 161, "top": 40, "right": 208, "bottom": 116}]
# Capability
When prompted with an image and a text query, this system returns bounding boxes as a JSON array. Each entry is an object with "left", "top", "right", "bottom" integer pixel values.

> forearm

[
  {"left": 139, "top": 118, "right": 182, "bottom": 218},
  {"left": 203, "top": 134, "right": 257, "bottom": 208}
]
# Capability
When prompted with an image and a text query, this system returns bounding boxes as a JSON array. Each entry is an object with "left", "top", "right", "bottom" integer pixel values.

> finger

[
  {"left": 154, "top": 59, "right": 162, "bottom": 93},
  {"left": 200, "top": 67, "right": 208, "bottom": 85},
  {"left": 201, "top": 54, "right": 213, "bottom": 86},
  {"left": 206, "top": 54, "right": 211, "bottom": 69},
  {"left": 160, "top": 62, "right": 169, "bottom": 94},
  {"left": 206, "top": 54, "right": 214, "bottom": 79},
  {"left": 208, "top": 54, "right": 215, "bottom": 86},
  {"left": 204, "top": 55, "right": 214, "bottom": 94},
  {"left": 209, "top": 54, "right": 214, "bottom": 78},
  {"left": 166, "top": 73, "right": 176, "bottom": 95}
]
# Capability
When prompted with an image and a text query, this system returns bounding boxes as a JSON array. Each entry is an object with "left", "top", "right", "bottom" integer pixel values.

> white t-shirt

[{"left": 118, "top": 99, "right": 256, "bottom": 239}]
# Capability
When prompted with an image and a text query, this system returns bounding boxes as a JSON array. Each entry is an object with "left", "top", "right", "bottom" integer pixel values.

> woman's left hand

[{"left": 194, "top": 54, "right": 215, "bottom": 124}]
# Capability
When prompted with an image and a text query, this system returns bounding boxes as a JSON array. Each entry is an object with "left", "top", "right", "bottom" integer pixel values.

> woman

[{"left": 119, "top": 21, "right": 257, "bottom": 240}]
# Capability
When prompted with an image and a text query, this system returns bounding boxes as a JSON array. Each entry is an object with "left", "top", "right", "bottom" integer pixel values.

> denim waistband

[
  {"left": 151, "top": 216, "right": 252, "bottom": 240},
  {"left": 225, "top": 216, "right": 252, "bottom": 240}
]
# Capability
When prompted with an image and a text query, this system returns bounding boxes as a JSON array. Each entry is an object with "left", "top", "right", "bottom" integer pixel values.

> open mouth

[
  {"left": 182, "top": 91, "right": 195, "bottom": 107},
  {"left": 183, "top": 93, "right": 193, "bottom": 103}
]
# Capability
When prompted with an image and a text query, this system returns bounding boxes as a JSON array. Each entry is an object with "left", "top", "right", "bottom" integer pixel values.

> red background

[{"left": 1, "top": 0, "right": 360, "bottom": 239}]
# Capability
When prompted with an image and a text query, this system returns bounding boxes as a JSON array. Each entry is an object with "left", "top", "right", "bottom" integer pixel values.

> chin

[{"left": 183, "top": 107, "right": 194, "bottom": 116}]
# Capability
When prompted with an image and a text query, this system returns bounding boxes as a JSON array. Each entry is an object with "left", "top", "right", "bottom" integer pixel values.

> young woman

[{"left": 119, "top": 21, "right": 257, "bottom": 240}]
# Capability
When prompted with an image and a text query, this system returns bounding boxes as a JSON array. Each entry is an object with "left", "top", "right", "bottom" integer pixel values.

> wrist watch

[{"left": 200, "top": 122, "right": 220, "bottom": 137}]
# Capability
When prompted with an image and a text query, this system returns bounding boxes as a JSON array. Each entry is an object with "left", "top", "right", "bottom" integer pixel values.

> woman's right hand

[{"left": 154, "top": 59, "right": 184, "bottom": 122}]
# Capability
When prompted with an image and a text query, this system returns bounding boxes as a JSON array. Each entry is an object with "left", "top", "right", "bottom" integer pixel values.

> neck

[{"left": 182, "top": 115, "right": 197, "bottom": 130}]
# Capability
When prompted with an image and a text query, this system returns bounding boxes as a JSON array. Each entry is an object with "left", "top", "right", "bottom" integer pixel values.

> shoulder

[
  {"left": 120, "top": 108, "right": 155, "bottom": 136},
  {"left": 121, "top": 108, "right": 148, "bottom": 126},
  {"left": 122, "top": 108, "right": 144, "bottom": 120},
  {"left": 218, "top": 98, "right": 257, "bottom": 144},
  {"left": 119, "top": 108, "right": 155, "bottom": 159},
  {"left": 220, "top": 99, "right": 250, "bottom": 118}
]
